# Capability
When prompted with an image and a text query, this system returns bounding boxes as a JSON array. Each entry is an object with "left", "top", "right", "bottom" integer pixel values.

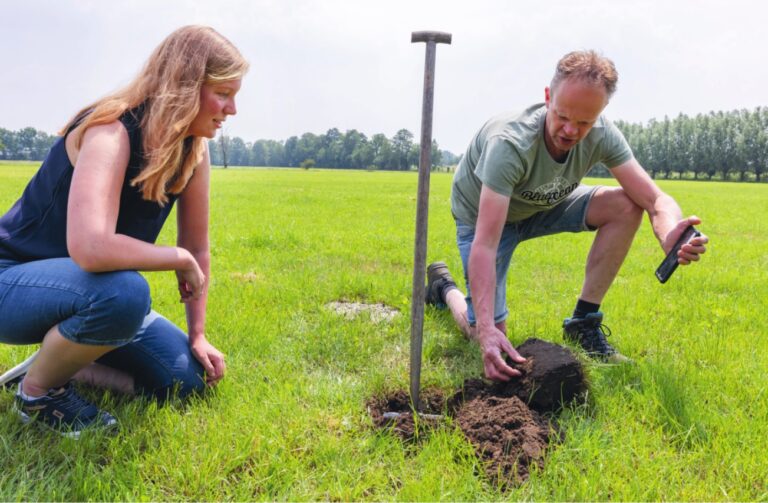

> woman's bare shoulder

[{"left": 66, "top": 120, "right": 129, "bottom": 167}]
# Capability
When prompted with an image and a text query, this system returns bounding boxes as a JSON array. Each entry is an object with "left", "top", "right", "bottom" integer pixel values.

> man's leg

[
  {"left": 425, "top": 261, "right": 472, "bottom": 336},
  {"left": 563, "top": 186, "right": 642, "bottom": 362},
  {"left": 443, "top": 288, "right": 507, "bottom": 340},
  {"left": 427, "top": 219, "right": 518, "bottom": 340},
  {"left": 505, "top": 184, "right": 642, "bottom": 361},
  {"left": 580, "top": 186, "right": 643, "bottom": 304}
]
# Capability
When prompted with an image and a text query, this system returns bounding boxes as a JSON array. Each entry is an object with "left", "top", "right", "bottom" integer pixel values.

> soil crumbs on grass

[{"left": 368, "top": 338, "right": 587, "bottom": 485}]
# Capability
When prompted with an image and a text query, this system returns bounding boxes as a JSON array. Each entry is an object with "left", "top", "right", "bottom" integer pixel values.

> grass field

[{"left": 1, "top": 161, "right": 767, "bottom": 500}]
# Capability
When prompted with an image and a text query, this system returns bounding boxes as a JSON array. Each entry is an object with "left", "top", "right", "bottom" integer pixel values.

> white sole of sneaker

[
  {"left": 14, "top": 398, "right": 118, "bottom": 439},
  {"left": 15, "top": 404, "right": 83, "bottom": 439},
  {"left": 0, "top": 349, "right": 40, "bottom": 389}
]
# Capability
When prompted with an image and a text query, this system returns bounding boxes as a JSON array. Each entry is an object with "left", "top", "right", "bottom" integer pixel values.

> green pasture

[{"left": 1, "top": 161, "right": 767, "bottom": 500}]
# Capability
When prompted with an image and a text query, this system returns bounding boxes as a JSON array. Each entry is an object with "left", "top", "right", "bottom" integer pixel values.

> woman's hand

[
  {"left": 176, "top": 249, "right": 206, "bottom": 302},
  {"left": 190, "top": 337, "right": 226, "bottom": 386}
]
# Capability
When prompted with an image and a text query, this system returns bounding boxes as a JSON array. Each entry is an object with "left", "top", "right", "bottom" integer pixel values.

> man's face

[{"left": 544, "top": 78, "right": 608, "bottom": 160}]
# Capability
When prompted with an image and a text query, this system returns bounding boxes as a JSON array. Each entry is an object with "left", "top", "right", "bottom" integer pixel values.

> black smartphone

[{"left": 655, "top": 225, "right": 701, "bottom": 283}]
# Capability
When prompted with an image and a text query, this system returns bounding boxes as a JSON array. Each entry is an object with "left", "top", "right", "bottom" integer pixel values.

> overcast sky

[{"left": 1, "top": 0, "right": 766, "bottom": 153}]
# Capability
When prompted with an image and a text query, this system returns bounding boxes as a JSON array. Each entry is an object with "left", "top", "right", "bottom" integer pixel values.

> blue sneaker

[
  {"left": 563, "top": 312, "right": 631, "bottom": 364},
  {"left": 14, "top": 381, "right": 118, "bottom": 438}
]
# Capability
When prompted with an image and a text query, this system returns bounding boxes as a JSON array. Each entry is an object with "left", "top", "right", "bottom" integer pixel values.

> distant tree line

[
  {"left": 3, "top": 106, "right": 768, "bottom": 181},
  {"left": 0, "top": 127, "right": 57, "bottom": 161},
  {"left": 0, "top": 124, "right": 459, "bottom": 171},
  {"left": 611, "top": 107, "right": 768, "bottom": 181},
  {"left": 209, "top": 127, "right": 460, "bottom": 170}
]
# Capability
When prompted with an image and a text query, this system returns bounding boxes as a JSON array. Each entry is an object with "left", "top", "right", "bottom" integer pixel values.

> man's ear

[{"left": 544, "top": 86, "right": 551, "bottom": 107}]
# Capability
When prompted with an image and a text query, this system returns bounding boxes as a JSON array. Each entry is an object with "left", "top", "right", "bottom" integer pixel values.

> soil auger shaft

[{"left": 408, "top": 30, "right": 451, "bottom": 412}]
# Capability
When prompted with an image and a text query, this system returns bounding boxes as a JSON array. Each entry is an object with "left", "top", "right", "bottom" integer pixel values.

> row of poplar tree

[
  {"left": 613, "top": 107, "right": 768, "bottom": 181},
  {"left": 2, "top": 107, "right": 767, "bottom": 180}
]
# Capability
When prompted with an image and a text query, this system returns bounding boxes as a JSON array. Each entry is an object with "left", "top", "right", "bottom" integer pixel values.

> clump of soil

[
  {"left": 465, "top": 337, "right": 588, "bottom": 413},
  {"left": 368, "top": 338, "right": 586, "bottom": 485},
  {"left": 455, "top": 393, "right": 550, "bottom": 483},
  {"left": 326, "top": 301, "right": 400, "bottom": 323}
]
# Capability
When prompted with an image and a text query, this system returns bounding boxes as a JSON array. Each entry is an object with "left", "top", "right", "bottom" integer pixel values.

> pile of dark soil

[
  {"left": 472, "top": 337, "right": 588, "bottom": 413},
  {"left": 368, "top": 338, "right": 587, "bottom": 484}
]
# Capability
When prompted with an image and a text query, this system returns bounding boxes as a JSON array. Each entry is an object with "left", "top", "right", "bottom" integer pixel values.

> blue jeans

[
  {"left": 0, "top": 258, "right": 205, "bottom": 400},
  {"left": 456, "top": 184, "right": 600, "bottom": 325}
]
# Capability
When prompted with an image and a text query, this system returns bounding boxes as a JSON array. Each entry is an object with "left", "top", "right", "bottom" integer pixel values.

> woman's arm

[
  {"left": 66, "top": 122, "right": 204, "bottom": 294},
  {"left": 176, "top": 143, "right": 225, "bottom": 385}
]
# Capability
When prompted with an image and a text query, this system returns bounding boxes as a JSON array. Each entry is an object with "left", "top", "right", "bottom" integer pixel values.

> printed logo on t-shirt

[{"left": 519, "top": 177, "right": 578, "bottom": 207}]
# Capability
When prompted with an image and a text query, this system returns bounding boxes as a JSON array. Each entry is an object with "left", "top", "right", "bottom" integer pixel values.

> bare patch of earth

[
  {"left": 230, "top": 271, "right": 263, "bottom": 282},
  {"left": 326, "top": 301, "right": 400, "bottom": 323}
]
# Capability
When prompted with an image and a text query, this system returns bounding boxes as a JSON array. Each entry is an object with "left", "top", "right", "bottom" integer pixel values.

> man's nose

[{"left": 563, "top": 122, "right": 578, "bottom": 136}]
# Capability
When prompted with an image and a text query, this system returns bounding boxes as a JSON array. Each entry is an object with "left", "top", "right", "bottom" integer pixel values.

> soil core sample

[{"left": 506, "top": 337, "right": 587, "bottom": 413}]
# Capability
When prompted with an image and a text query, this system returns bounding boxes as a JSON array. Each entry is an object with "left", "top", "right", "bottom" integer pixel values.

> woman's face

[{"left": 188, "top": 78, "right": 242, "bottom": 138}]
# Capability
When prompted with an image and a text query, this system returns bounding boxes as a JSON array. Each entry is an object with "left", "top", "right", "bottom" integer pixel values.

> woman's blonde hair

[{"left": 62, "top": 25, "right": 249, "bottom": 204}]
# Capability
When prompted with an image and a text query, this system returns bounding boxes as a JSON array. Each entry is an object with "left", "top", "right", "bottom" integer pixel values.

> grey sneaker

[
  {"left": 425, "top": 262, "right": 457, "bottom": 308},
  {"left": 15, "top": 381, "right": 118, "bottom": 438},
  {"left": 563, "top": 312, "right": 631, "bottom": 364},
  {"left": 0, "top": 350, "right": 38, "bottom": 391}
]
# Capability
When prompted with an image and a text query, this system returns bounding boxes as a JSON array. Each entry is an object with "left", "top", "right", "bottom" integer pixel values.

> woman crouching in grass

[{"left": 0, "top": 25, "right": 248, "bottom": 437}]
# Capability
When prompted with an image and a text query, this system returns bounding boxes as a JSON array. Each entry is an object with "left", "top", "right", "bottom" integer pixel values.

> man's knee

[
  {"left": 589, "top": 187, "right": 643, "bottom": 228},
  {"left": 615, "top": 189, "right": 643, "bottom": 226}
]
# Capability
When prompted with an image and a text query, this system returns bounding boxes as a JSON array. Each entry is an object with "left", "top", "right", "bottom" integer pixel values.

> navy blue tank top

[{"left": 0, "top": 106, "right": 178, "bottom": 261}]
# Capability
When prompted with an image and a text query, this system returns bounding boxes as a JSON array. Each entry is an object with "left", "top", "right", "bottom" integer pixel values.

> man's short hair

[{"left": 551, "top": 50, "right": 618, "bottom": 98}]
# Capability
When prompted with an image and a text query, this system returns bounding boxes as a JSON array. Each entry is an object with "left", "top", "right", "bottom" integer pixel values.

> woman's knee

[
  {"left": 60, "top": 271, "right": 151, "bottom": 345},
  {"left": 108, "top": 271, "right": 151, "bottom": 320},
  {"left": 143, "top": 358, "right": 207, "bottom": 402},
  {"left": 106, "top": 313, "right": 208, "bottom": 401}
]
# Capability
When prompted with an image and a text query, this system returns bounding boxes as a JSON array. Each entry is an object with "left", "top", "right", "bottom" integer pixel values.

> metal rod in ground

[
  {"left": 382, "top": 411, "right": 443, "bottom": 421},
  {"left": 409, "top": 31, "right": 451, "bottom": 412}
]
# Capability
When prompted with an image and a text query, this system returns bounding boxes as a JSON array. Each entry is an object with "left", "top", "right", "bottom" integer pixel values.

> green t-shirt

[{"left": 451, "top": 103, "right": 633, "bottom": 225}]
